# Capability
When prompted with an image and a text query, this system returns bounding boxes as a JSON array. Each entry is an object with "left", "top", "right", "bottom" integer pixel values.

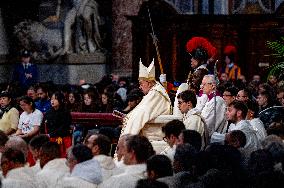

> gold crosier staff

[{"left": 147, "top": 8, "right": 167, "bottom": 89}]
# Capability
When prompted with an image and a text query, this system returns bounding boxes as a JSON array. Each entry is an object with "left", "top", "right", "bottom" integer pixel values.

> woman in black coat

[{"left": 42, "top": 91, "right": 72, "bottom": 157}]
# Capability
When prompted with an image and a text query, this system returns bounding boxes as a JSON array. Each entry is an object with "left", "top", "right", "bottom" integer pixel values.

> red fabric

[
  {"left": 185, "top": 37, "right": 217, "bottom": 58},
  {"left": 224, "top": 45, "right": 237, "bottom": 55},
  {"left": 50, "top": 136, "right": 72, "bottom": 158},
  {"left": 27, "top": 150, "right": 36, "bottom": 167}
]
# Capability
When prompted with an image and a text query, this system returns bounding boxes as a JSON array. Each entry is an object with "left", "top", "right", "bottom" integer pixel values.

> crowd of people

[{"left": 0, "top": 37, "right": 283, "bottom": 188}]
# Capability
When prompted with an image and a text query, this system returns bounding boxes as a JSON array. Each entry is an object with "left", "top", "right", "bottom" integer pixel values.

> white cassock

[
  {"left": 183, "top": 108, "right": 209, "bottom": 149},
  {"left": 55, "top": 158, "right": 102, "bottom": 188},
  {"left": 211, "top": 120, "right": 260, "bottom": 154},
  {"left": 249, "top": 118, "right": 267, "bottom": 141},
  {"left": 121, "top": 82, "right": 171, "bottom": 152},
  {"left": 30, "top": 160, "right": 41, "bottom": 174},
  {"left": 200, "top": 95, "right": 227, "bottom": 136},
  {"left": 55, "top": 176, "right": 98, "bottom": 188},
  {"left": 36, "top": 158, "right": 70, "bottom": 188},
  {"left": 2, "top": 166, "right": 37, "bottom": 188},
  {"left": 160, "top": 145, "right": 176, "bottom": 162},
  {"left": 228, "top": 120, "right": 260, "bottom": 153},
  {"left": 98, "top": 164, "right": 146, "bottom": 188},
  {"left": 94, "top": 155, "right": 123, "bottom": 181}
]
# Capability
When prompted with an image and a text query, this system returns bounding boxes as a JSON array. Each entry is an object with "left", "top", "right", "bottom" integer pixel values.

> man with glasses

[
  {"left": 177, "top": 90, "right": 209, "bottom": 148},
  {"left": 222, "top": 86, "right": 238, "bottom": 106},
  {"left": 200, "top": 75, "right": 227, "bottom": 136},
  {"left": 161, "top": 120, "right": 185, "bottom": 161}
]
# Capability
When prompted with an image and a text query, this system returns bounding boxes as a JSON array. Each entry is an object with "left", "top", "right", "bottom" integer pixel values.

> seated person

[
  {"left": 15, "top": 96, "right": 43, "bottom": 142},
  {"left": 0, "top": 91, "right": 19, "bottom": 135}
]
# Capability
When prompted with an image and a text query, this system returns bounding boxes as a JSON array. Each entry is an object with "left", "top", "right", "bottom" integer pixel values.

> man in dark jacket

[{"left": 12, "top": 50, "right": 38, "bottom": 91}]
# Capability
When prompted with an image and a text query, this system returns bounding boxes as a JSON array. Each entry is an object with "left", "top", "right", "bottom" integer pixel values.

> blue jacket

[{"left": 12, "top": 63, "right": 38, "bottom": 89}]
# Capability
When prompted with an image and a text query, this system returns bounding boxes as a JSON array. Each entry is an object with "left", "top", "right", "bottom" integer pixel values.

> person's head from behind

[
  {"left": 162, "top": 120, "right": 185, "bottom": 148},
  {"left": 0, "top": 130, "right": 8, "bottom": 153},
  {"left": 136, "top": 179, "right": 169, "bottom": 188},
  {"left": 123, "top": 135, "right": 155, "bottom": 165},
  {"left": 5, "top": 137, "right": 28, "bottom": 161},
  {"left": 51, "top": 91, "right": 65, "bottom": 110},
  {"left": 66, "top": 144, "right": 93, "bottom": 172},
  {"left": 1, "top": 148, "right": 26, "bottom": 177},
  {"left": 39, "top": 142, "right": 61, "bottom": 168},
  {"left": 248, "top": 149, "right": 274, "bottom": 175},
  {"left": 177, "top": 90, "right": 197, "bottom": 114},
  {"left": 146, "top": 154, "right": 173, "bottom": 180},
  {"left": 225, "top": 130, "right": 246, "bottom": 149},
  {"left": 178, "top": 130, "right": 202, "bottom": 151},
  {"left": 226, "top": 100, "right": 248, "bottom": 123},
  {"left": 222, "top": 86, "right": 238, "bottom": 106},
  {"left": 173, "top": 143, "right": 198, "bottom": 173},
  {"left": 19, "top": 96, "right": 35, "bottom": 113},
  {"left": 205, "top": 144, "right": 241, "bottom": 172},
  {"left": 29, "top": 134, "right": 50, "bottom": 161},
  {"left": 85, "top": 133, "right": 111, "bottom": 156}
]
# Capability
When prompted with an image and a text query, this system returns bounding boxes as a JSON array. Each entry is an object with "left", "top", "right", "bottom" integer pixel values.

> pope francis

[{"left": 120, "top": 59, "right": 172, "bottom": 152}]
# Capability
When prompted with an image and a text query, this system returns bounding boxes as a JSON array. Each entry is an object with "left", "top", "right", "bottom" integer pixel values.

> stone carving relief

[{"left": 13, "top": 0, "right": 105, "bottom": 61}]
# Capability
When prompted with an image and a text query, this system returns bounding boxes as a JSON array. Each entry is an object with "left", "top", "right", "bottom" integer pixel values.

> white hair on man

[{"left": 203, "top": 74, "right": 216, "bottom": 85}]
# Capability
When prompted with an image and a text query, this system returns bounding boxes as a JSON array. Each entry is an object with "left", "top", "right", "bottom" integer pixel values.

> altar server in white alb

[{"left": 120, "top": 59, "right": 171, "bottom": 149}]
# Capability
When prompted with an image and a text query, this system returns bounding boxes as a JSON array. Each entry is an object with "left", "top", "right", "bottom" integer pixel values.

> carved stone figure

[
  {"left": 64, "top": 0, "right": 103, "bottom": 54},
  {"left": 14, "top": 20, "right": 63, "bottom": 60},
  {"left": 13, "top": 0, "right": 103, "bottom": 61}
]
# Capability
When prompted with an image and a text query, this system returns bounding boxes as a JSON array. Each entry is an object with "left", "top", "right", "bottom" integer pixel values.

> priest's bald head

[{"left": 138, "top": 59, "right": 156, "bottom": 95}]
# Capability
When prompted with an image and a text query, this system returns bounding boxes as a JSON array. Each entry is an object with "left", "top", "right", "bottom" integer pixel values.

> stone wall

[{"left": 0, "top": 52, "right": 107, "bottom": 85}]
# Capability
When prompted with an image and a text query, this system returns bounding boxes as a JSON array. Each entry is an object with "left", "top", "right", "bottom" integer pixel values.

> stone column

[{"left": 112, "top": 0, "right": 145, "bottom": 77}]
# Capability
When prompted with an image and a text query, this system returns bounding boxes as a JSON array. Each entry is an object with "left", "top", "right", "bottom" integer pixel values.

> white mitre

[{"left": 139, "top": 58, "right": 155, "bottom": 81}]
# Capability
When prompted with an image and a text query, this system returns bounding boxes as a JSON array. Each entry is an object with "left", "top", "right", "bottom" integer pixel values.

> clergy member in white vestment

[
  {"left": 177, "top": 90, "right": 209, "bottom": 148},
  {"left": 211, "top": 100, "right": 260, "bottom": 154},
  {"left": 120, "top": 59, "right": 171, "bottom": 152},
  {"left": 1, "top": 148, "right": 38, "bottom": 188},
  {"left": 200, "top": 75, "right": 227, "bottom": 136},
  {"left": 36, "top": 142, "right": 69, "bottom": 188},
  {"left": 246, "top": 99, "right": 267, "bottom": 141},
  {"left": 85, "top": 134, "right": 122, "bottom": 181},
  {"left": 56, "top": 144, "right": 102, "bottom": 188},
  {"left": 99, "top": 135, "right": 155, "bottom": 188},
  {"left": 160, "top": 120, "right": 185, "bottom": 161}
]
